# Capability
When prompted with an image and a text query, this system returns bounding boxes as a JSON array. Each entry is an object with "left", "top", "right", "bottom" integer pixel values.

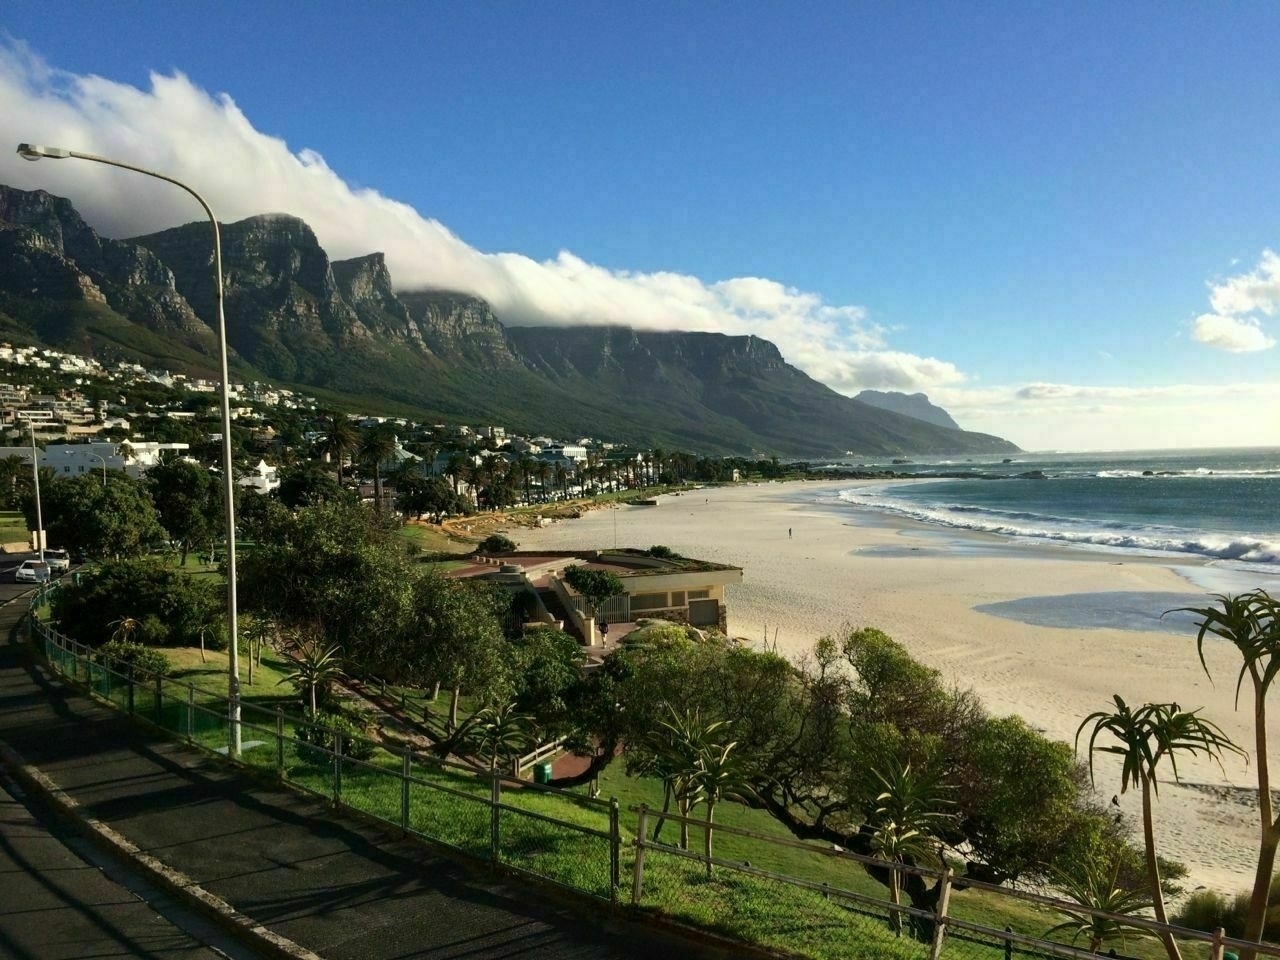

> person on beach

[{"left": 788, "top": 527, "right": 792, "bottom": 538}]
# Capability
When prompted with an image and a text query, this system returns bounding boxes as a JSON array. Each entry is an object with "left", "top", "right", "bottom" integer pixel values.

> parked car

[
  {"left": 45, "top": 550, "right": 70, "bottom": 575},
  {"left": 15, "top": 560, "right": 50, "bottom": 583}
]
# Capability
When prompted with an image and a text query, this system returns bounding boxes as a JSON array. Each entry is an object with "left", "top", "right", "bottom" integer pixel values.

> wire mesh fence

[{"left": 27, "top": 590, "right": 1280, "bottom": 960}]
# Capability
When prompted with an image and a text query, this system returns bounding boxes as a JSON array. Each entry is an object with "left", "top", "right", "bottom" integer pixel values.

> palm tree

[
  {"left": 445, "top": 451, "right": 468, "bottom": 496},
  {"left": 1077, "top": 696, "right": 1245, "bottom": 960},
  {"left": 360, "top": 425, "right": 399, "bottom": 516},
  {"left": 646, "top": 704, "right": 724, "bottom": 849},
  {"left": 867, "top": 761, "right": 955, "bottom": 935},
  {"left": 319, "top": 412, "right": 358, "bottom": 484},
  {"left": 466, "top": 701, "right": 535, "bottom": 773},
  {"left": 693, "top": 738, "right": 754, "bottom": 878},
  {"left": 279, "top": 636, "right": 345, "bottom": 717},
  {"left": 1176, "top": 590, "right": 1280, "bottom": 956},
  {"left": 553, "top": 462, "right": 568, "bottom": 501},
  {"left": 1045, "top": 857, "right": 1153, "bottom": 954},
  {"left": 533, "top": 460, "right": 552, "bottom": 503}
]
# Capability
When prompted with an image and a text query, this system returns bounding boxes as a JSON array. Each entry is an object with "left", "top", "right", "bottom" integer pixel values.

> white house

[{"left": 238, "top": 459, "right": 280, "bottom": 494}]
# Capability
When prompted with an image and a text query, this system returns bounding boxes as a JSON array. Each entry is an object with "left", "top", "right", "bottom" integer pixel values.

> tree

[
  {"left": 1177, "top": 590, "right": 1280, "bottom": 957},
  {"left": 279, "top": 634, "right": 345, "bottom": 717},
  {"left": 50, "top": 559, "right": 223, "bottom": 649},
  {"left": 318, "top": 412, "right": 358, "bottom": 484},
  {"left": 147, "top": 459, "right": 221, "bottom": 565},
  {"left": 412, "top": 570, "right": 511, "bottom": 730},
  {"left": 1077, "top": 696, "right": 1245, "bottom": 960},
  {"left": 867, "top": 761, "right": 954, "bottom": 934},
  {"left": 562, "top": 565, "right": 624, "bottom": 619},
  {"left": 277, "top": 464, "right": 352, "bottom": 508},
  {"left": 505, "top": 626, "right": 586, "bottom": 737},
  {"left": 1045, "top": 856, "right": 1153, "bottom": 954},
  {"left": 360, "top": 424, "right": 399, "bottom": 516},
  {"left": 26, "top": 474, "right": 166, "bottom": 559},
  {"left": 694, "top": 735, "right": 753, "bottom": 878},
  {"left": 465, "top": 700, "right": 535, "bottom": 773},
  {"left": 0, "top": 454, "right": 27, "bottom": 509}
]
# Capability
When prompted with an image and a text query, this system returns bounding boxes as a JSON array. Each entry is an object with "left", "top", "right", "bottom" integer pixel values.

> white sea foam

[{"left": 836, "top": 487, "right": 1280, "bottom": 564}]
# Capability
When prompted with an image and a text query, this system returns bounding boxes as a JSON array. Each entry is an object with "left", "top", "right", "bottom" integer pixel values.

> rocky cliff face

[
  {"left": 0, "top": 185, "right": 212, "bottom": 343},
  {"left": 399, "top": 290, "right": 521, "bottom": 366},
  {"left": 132, "top": 214, "right": 373, "bottom": 382},
  {"left": 0, "top": 184, "right": 1019, "bottom": 456}
]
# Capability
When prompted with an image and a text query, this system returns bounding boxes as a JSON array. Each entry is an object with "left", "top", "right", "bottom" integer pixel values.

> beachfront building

[{"left": 450, "top": 548, "right": 743, "bottom": 646}]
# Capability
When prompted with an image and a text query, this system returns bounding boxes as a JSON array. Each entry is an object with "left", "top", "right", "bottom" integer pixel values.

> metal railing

[{"left": 28, "top": 583, "right": 1280, "bottom": 960}]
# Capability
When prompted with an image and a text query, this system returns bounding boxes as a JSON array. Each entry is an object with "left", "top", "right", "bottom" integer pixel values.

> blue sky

[{"left": 3, "top": 2, "right": 1279, "bottom": 450}]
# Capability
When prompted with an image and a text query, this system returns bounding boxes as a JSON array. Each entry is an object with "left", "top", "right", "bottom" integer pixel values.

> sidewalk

[{"left": 0, "top": 602, "right": 727, "bottom": 960}]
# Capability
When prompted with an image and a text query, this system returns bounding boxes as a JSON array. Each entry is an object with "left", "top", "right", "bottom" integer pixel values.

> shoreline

[{"left": 512, "top": 478, "right": 1279, "bottom": 896}]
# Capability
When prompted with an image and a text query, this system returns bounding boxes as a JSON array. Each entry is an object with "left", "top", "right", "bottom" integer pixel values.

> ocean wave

[
  {"left": 1089, "top": 468, "right": 1280, "bottom": 480},
  {"left": 836, "top": 489, "right": 1280, "bottom": 564}
]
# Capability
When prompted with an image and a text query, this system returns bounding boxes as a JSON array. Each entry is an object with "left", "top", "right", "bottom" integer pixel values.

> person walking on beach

[{"left": 788, "top": 527, "right": 792, "bottom": 538}]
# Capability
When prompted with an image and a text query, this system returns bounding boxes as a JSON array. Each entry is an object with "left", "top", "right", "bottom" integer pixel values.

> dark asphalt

[
  {"left": 0, "top": 774, "right": 230, "bottom": 960},
  {"left": 0, "top": 601, "right": 714, "bottom": 960}
]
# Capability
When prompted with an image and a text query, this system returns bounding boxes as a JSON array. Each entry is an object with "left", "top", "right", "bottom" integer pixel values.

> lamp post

[
  {"left": 26, "top": 419, "right": 44, "bottom": 562},
  {"left": 86, "top": 452, "right": 108, "bottom": 487},
  {"left": 17, "top": 143, "right": 242, "bottom": 754}
]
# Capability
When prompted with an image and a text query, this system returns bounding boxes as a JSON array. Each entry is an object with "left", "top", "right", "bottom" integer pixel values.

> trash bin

[{"left": 533, "top": 761, "right": 553, "bottom": 784}]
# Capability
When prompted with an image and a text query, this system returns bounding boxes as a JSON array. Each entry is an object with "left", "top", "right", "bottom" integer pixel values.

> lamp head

[{"left": 16, "top": 143, "right": 71, "bottom": 161}]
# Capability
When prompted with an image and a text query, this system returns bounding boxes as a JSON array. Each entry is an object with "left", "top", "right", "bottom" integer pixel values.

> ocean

[{"left": 819, "top": 448, "right": 1280, "bottom": 619}]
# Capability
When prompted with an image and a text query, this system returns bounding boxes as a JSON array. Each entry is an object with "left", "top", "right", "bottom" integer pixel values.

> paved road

[
  {"left": 0, "top": 600, "right": 723, "bottom": 959},
  {"left": 0, "top": 773, "right": 234, "bottom": 960}
]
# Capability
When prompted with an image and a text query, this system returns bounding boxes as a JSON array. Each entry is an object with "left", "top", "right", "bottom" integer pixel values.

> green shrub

[
  {"left": 294, "top": 711, "right": 376, "bottom": 762},
  {"left": 1175, "top": 874, "right": 1280, "bottom": 940},
  {"left": 478, "top": 533, "right": 517, "bottom": 553},
  {"left": 50, "top": 559, "right": 222, "bottom": 648},
  {"left": 647, "top": 545, "right": 679, "bottom": 559},
  {"left": 95, "top": 639, "right": 171, "bottom": 679}
]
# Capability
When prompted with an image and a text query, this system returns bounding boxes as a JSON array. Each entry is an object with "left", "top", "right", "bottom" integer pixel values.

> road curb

[{"left": 0, "top": 739, "right": 323, "bottom": 960}]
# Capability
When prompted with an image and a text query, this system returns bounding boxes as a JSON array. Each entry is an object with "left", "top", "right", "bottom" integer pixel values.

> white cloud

[
  {"left": 1208, "top": 249, "right": 1280, "bottom": 317},
  {"left": 0, "top": 42, "right": 960, "bottom": 398},
  {"left": 1190, "top": 313, "right": 1276, "bottom": 352},
  {"left": 1190, "top": 250, "right": 1278, "bottom": 354}
]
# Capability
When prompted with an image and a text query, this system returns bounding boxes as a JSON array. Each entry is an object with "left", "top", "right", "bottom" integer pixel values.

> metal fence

[{"left": 28, "top": 584, "right": 1280, "bottom": 960}]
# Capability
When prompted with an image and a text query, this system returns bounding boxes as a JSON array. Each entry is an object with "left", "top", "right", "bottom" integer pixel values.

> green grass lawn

[
  {"left": 0, "top": 509, "right": 29, "bottom": 544},
  {"left": 398, "top": 522, "right": 473, "bottom": 556}
]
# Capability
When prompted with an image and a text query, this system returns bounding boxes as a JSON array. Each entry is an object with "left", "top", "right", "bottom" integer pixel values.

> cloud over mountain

[{"left": 0, "top": 41, "right": 957, "bottom": 397}]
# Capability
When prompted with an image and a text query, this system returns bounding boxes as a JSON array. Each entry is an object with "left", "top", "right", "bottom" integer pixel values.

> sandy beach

[{"left": 512, "top": 479, "right": 1280, "bottom": 897}]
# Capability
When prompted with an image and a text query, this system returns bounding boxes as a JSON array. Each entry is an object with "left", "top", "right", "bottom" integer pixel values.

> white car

[
  {"left": 45, "top": 550, "right": 70, "bottom": 575},
  {"left": 15, "top": 560, "right": 50, "bottom": 583}
]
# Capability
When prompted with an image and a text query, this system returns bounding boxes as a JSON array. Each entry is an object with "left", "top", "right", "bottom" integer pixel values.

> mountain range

[{"left": 0, "top": 184, "right": 1017, "bottom": 457}]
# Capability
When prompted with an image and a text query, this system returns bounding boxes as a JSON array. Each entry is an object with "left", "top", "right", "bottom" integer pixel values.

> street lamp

[
  {"left": 26, "top": 419, "right": 44, "bottom": 562},
  {"left": 17, "top": 143, "right": 242, "bottom": 754},
  {"left": 86, "top": 452, "right": 108, "bottom": 487}
]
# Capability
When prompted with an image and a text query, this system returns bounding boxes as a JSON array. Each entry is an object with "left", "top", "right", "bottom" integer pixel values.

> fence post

[
  {"left": 187, "top": 684, "right": 196, "bottom": 742},
  {"left": 276, "top": 709, "right": 285, "bottom": 774},
  {"left": 631, "top": 805, "right": 649, "bottom": 908},
  {"left": 154, "top": 674, "right": 163, "bottom": 725},
  {"left": 928, "top": 867, "right": 953, "bottom": 960},
  {"left": 609, "top": 797, "right": 621, "bottom": 902},
  {"left": 401, "top": 746, "right": 411, "bottom": 831},
  {"left": 333, "top": 732, "right": 343, "bottom": 804},
  {"left": 1003, "top": 925, "right": 1013, "bottom": 960},
  {"left": 490, "top": 773, "right": 501, "bottom": 862},
  {"left": 126, "top": 667, "right": 135, "bottom": 715},
  {"left": 1210, "top": 927, "right": 1224, "bottom": 960}
]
